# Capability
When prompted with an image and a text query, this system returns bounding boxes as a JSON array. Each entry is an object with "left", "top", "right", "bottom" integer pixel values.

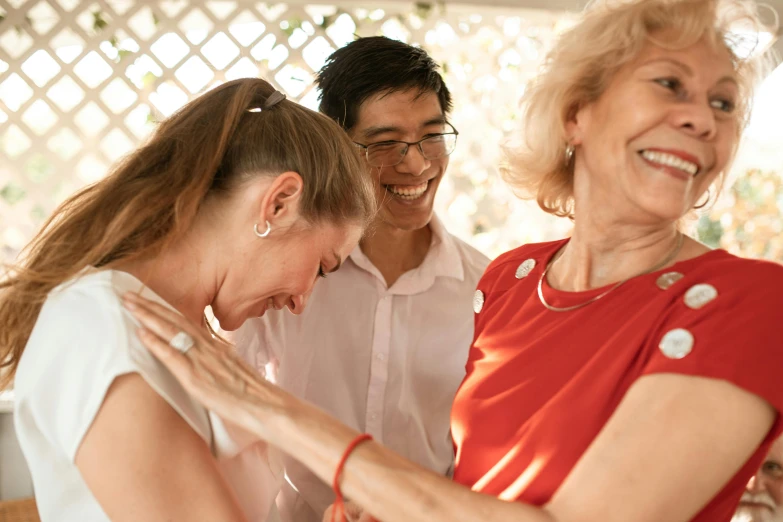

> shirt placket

[{"left": 364, "top": 293, "right": 393, "bottom": 439}]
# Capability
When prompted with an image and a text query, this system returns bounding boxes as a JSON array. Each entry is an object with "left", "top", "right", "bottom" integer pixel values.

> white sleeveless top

[{"left": 13, "top": 269, "right": 282, "bottom": 521}]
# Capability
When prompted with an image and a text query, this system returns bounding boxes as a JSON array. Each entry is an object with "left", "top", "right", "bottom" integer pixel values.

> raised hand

[{"left": 122, "top": 292, "right": 285, "bottom": 440}]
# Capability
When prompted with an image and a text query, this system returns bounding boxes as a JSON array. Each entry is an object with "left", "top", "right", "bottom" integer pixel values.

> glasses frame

[{"left": 353, "top": 122, "right": 459, "bottom": 167}]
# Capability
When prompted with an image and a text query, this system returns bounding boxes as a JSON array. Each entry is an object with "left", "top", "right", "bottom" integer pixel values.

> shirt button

[
  {"left": 473, "top": 290, "right": 484, "bottom": 313},
  {"left": 659, "top": 328, "right": 694, "bottom": 359},
  {"left": 684, "top": 283, "right": 718, "bottom": 309},
  {"left": 370, "top": 413, "right": 377, "bottom": 420},
  {"left": 515, "top": 258, "right": 537, "bottom": 279},
  {"left": 376, "top": 353, "right": 385, "bottom": 361},
  {"left": 656, "top": 271, "right": 684, "bottom": 290}
]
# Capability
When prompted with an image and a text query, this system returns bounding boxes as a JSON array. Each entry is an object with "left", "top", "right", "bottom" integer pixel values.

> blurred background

[{"left": 0, "top": 0, "right": 781, "bottom": 266}]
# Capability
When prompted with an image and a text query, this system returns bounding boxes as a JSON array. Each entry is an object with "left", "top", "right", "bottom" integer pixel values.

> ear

[
  {"left": 564, "top": 102, "right": 589, "bottom": 147},
  {"left": 258, "top": 171, "right": 304, "bottom": 229}
]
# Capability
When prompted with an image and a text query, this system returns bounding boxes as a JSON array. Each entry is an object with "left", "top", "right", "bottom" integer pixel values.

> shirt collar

[{"left": 347, "top": 214, "right": 465, "bottom": 293}]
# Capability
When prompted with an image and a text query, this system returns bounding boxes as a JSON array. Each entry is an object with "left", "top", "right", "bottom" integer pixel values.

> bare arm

[
  {"left": 125, "top": 293, "right": 775, "bottom": 522},
  {"left": 75, "top": 373, "right": 248, "bottom": 522}
]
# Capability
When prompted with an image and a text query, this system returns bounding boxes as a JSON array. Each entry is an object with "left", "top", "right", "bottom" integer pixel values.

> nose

[
  {"left": 286, "top": 289, "right": 312, "bottom": 315},
  {"left": 746, "top": 471, "right": 766, "bottom": 494},
  {"left": 672, "top": 98, "right": 717, "bottom": 141},
  {"left": 396, "top": 143, "right": 431, "bottom": 177}
]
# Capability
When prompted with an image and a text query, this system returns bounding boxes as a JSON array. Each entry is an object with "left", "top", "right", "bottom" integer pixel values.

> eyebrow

[
  {"left": 641, "top": 58, "right": 739, "bottom": 88},
  {"left": 361, "top": 116, "right": 448, "bottom": 140},
  {"left": 329, "top": 251, "right": 342, "bottom": 274}
]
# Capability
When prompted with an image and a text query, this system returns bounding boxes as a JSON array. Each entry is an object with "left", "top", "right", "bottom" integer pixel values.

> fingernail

[{"left": 123, "top": 299, "right": 138, "bottom": 311}]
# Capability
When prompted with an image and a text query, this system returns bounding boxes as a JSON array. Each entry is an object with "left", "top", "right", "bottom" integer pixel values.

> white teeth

[
  {"left": 640, "top": 150, "right": 699, "bottom": 175},
  {"left": 387, "top": 181, "right": 428, "bottom": 199}
]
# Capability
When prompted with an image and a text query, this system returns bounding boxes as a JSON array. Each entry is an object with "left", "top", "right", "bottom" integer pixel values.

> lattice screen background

[{"left": 1, "top": 0, "right": 781, "bottom": 264}]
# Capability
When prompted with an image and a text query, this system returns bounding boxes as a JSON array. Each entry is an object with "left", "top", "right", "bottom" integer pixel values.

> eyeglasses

[{"left": 353, "top": 123, "right": 459, "bottom": 168}]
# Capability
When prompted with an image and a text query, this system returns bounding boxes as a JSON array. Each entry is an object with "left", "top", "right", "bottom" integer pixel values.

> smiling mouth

[
  {"left": 384, "top": 180, "right": 430, "bottom": 200},
  {"left": 639, "top": 149, "right": 701, "bottom": 177},
  {"left": 739, "top": 500, "right": 777, "bottom": 512}
]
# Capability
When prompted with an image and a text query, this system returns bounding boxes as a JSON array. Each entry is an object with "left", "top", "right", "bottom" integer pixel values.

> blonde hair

[
  {"left": 503, "top": 0, "right": 775, "bottom": 218},
  {"left": 0, "top": 78, "right": 376, "bottom": 389}
]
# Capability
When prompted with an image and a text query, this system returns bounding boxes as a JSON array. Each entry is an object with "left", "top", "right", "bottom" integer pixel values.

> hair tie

[
  {"left": 264, "top": 90, "right": 286, "bottom": 109},
  {"left": 247, "top": 90, "right": 286, "bottom": 113}
]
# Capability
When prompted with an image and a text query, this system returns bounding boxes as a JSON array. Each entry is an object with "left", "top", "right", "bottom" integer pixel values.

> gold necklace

[{"left": 537, "top": 233, "right": 684, "bottom": 313}]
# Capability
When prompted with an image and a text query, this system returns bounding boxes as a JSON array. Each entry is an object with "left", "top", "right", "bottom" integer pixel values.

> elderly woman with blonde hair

[{"left": 125, "top": 0, "right": 783, "bottom": 521}]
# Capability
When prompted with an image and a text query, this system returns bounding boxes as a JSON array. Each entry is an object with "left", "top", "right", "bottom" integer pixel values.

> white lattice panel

[{"left": 0, "top": 0, "right": 577, "bottom": 263}]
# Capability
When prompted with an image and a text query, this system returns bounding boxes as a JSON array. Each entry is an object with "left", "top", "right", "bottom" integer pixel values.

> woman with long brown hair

[
  {"left": 124, "top": 1, "right": 783, "bottom": 521},
  {"left": 0, "top": 77, "right": 375, "bottom": 521}
]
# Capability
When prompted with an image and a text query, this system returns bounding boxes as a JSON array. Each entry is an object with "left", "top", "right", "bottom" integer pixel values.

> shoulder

[
  {"left": 17, "top": 270, "right": 212, "bottom": 454},
  {"left": 32, "top": 270, "right": 131, "bottom": 353},
  {"left": 445, "top": 233, "right": 491, "bottom": 282},
  {"left": 643, "top": 251, "right": 783, "bottom": 420},
  {"left": 18, "top": 270, "right": 150, "bottom": 389},
  {"left": 685, "top": 250, "right": 783, "bottom": 304},
  {"left": 480, "top": 240, "right": 567, "bottom": 288}
]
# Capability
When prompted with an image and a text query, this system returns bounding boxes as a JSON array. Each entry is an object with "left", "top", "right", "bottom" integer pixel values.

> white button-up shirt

[{"left": 235, "top": 216, "right": 489, "bottom": 522}]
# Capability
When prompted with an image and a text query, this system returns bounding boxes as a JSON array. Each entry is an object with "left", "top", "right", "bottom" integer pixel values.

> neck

[
  {"left": 360, "top": 220, "right": 432, "bottom": 287},
  {"left": 114, "top": 231, "right": 217, "bottom": 327},
  {"left": 550, "top": 212, "right": 683, "bottom": 292}
]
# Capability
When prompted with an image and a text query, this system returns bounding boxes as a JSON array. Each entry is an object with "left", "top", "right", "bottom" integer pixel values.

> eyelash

[
  {"left": 763, "top": 461, "right": 783, "bottom": 478},
  {"left": 318, "top": 266, "right": 327, "bottom": 279},
  {"left": 654, "top": 77, "right": 735, "bottom": 113}
]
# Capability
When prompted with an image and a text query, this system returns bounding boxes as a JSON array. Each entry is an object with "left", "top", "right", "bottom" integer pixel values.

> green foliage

[
  {"left": 281, "top": 17, "right": 302, "bottom": 38},
  {"left": 0, "top": 183, "right": 26, "bottom": 206},
  {"left": 25, "top": 154, "right": 53, "bottom": 184},
  {"left": 414, "top": 2, "right": 433, "bottom": 19},
  {"left": 92, "top": 10, "right": 108, "bottom": 32},
  {"left": 697, "top": 168, "right": 783, "bottom": 262},
  {"left": 141, "top": 71, "right": 158, "bottom": 88}
]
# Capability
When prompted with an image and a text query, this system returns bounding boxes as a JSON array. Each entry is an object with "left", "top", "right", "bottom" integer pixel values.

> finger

[
  {"left": 137, "top": 327, "right": 196, "bottom": 386},
  {"left": 124, "top": 300, "right": 183, "bottom": 344},
  {"left": 343, "top": 502, "right": 364, "bottom": 518},
  {"left": 322, "top": 505, "right": 334, "bottom": 522}
]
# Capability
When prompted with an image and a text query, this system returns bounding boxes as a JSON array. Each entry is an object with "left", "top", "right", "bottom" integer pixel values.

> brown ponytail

[{"left": 0, "top": 78, "right": 375, "bottom": 389}]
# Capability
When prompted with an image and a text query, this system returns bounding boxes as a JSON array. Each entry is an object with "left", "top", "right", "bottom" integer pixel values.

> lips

[
  {"left": 739, "top": 493, "right": 777, "bottom": 511},
  {"left": 639, "top": 149, "right": 701, "bottom": 176},
  {"left": 384, "top": 180, "right": 430, "bottom": 200}
]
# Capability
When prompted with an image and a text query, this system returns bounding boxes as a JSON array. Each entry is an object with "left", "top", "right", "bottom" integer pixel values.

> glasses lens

[
  {"left": 367, "top": 142, "right": 408, "bottom": 167},
  {"left": 421, "top": 134, "right": 457, "bottom": 160}
]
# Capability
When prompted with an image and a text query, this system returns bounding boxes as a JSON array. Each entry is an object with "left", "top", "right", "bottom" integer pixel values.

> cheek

[
  {"left": 281, "top": 248, "right": 319, "bottom": 294},
  {"left": 714, "top": 130, "right": 738, "bottom": 170},
  {"left": 770, "top": 481, "right": 783, "bottom": 502},
  {"left": 433, "top": 157, "right": 448, "bottom": 173}
]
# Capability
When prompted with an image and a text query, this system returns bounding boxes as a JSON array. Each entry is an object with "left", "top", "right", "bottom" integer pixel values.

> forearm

[{"left": 255, "top": 393, "right": 555, "bottom": 522}]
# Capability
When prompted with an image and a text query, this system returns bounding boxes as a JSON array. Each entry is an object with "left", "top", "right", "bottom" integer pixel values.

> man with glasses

[{"left": 235, "top": 36, "right": 489, "bottom": 522}]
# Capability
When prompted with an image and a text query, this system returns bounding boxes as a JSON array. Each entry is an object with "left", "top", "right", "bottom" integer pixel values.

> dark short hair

[{"left": 315, "top": 36, "right": 453, "bottom": 130}]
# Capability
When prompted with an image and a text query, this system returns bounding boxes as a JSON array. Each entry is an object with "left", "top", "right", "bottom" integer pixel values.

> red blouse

[{"left": 451, "top": 239, "right": 783, "bottom": 521}]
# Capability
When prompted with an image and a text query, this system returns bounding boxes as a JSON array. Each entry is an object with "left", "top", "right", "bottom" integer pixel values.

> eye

[
  {"left": 654, "top": 77, "right": 683, "bottom": 92},
  {"left": 318, "top": 266, "right": 327, "bottom": 279},
  {"left": 709, "top": 97, "right": 735, "bottom": 113},
  {"left": 762, "top": 460, "right": 783, "bottom": 479}
]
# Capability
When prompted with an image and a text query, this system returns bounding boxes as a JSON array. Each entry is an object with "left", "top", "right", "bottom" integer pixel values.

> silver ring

[{"left": 169, "top": 331, "right": 195, "bottom": 354}]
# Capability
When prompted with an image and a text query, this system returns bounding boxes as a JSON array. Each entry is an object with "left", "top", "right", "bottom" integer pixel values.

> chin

[
  {"left": 732, "top": 506, "right": 780, "bottom": 522},
  {"left": 633, "top": 195, "right": 692, "bottom": 223},
  {"left": 211, "top": 311, "right": 241, "bottom": 332},
  {"left": 380, "top": 208, "right": 434, "bottom": 231}
]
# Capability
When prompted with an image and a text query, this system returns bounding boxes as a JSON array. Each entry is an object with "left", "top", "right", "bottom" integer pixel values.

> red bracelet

[{"left": 331, "top": 433, "right": 373, "bottom": 522}]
